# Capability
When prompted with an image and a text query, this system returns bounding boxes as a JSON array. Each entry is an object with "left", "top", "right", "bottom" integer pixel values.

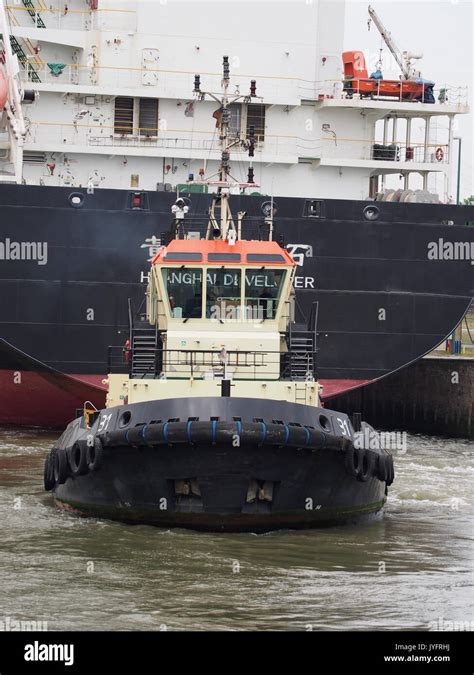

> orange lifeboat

[
  {"left": 342, "top": 51, "right": 435, "bottom": 104},
  {"left": 0, "top": 69, "right": 8, "bottom": 109}
]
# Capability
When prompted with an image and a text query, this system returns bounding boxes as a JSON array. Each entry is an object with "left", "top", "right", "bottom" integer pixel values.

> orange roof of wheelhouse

[{"left": 152, "top": 239, "right": 296, "bottom": 266}]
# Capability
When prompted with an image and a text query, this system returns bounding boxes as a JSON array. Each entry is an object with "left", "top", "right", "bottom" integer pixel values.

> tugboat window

[
  {"left": 245, "top": 270, "right": 285, "bottom": 319},
  {"left": 162, "top": 268, "right": 203, "bottom": 319},
  {"left": 206, "top": 269, "right": 241, "bottom": 320}
]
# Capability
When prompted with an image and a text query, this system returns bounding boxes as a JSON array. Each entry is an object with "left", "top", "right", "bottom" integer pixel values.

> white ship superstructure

[{"left": 0, "top": 0, "right": 469, "bottom": 200}]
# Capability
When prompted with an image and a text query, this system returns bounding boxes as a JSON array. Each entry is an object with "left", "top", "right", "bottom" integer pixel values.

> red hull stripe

[{"left": 0, "top": 370, "right": 370, "bottom": 428}]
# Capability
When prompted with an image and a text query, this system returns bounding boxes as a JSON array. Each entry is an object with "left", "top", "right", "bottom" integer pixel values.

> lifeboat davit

[
  {"left": 0, "top": 69, "right": 8, "bottom": 109},
  {"left": 342, "top": 51, "right": 435, "bottom": 103}
]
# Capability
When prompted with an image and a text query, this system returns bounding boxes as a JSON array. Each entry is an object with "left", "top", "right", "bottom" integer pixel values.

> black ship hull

[
  {"left": 46, "top": 397, "right": 392, "bottom": 532},
  {"left": 1, "top": 184, "right": 473, "bottom": 427}
]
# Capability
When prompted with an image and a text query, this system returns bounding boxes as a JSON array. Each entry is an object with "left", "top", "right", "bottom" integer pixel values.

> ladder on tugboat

[
  {"left": 127, "top": 298, "right": 160, "bottom": 378},
  {"left": 286, "top": 301, "right": 318, "bottom": 382},
  {"left": 131, "top": 327, "right": 159, "bottom": 378}
]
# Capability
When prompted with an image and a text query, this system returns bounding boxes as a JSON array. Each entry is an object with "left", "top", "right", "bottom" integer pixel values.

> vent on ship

[{"left": 23, "top": 152, "right": 47, "bottom": 164}]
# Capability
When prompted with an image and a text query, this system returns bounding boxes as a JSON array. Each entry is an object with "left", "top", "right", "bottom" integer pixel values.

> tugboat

[{"left": 43, "top": 58, "right": 394, "bottom": 532}]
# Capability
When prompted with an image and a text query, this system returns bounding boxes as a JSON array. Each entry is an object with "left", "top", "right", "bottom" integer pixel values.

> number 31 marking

[
  {"left": 98, "top": 413, "right": 112, "bottom": 433},
  {"left": 336, "top": 417, "right": 350, "bottom": 436}
]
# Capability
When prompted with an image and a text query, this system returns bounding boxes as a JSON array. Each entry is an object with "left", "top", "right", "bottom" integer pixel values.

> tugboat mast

[{"left": 192, "top": 56, "right": 260, "bottom": 241}]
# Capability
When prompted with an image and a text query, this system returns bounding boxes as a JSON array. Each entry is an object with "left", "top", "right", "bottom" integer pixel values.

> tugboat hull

[{"left": 47, "top": 397, "right": 392, "bottom": 532}]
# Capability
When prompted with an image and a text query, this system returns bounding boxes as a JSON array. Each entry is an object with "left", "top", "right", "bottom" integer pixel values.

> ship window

[
  {"left": 228, "top": 103, "right": 242, "bottom": 138},
  {"left": 139, "top": 98, "right": 158, "bottom": 136},
  {"left": 162, "top": 268, "right": 203, "bottom": 319},
  {"left": 247, "top": 104, "right": 265, "bottom": 141},
  {"left": 164, "top": 252, "right": 203, "bottom": 261},
  {"left": 208, "top": 253, "right": 241, "bottom": 262},
  {"left": 247, "top": 254, "right": 285, "bottom": 263},
  {"left": 114, "top": 96, "right": 134, "bottom": 135},
  {"left": 245, "top": 269, "right": 285, "bottom": 320},
  {"left": 305, "top": 200, "right": 325, "bottom": 218},
  {"left": 206, "top": 268, "right": 241, "bottom": 320}
]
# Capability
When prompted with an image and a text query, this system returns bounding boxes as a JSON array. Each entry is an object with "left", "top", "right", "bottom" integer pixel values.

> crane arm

[{"left": 368, "top": 5, "right": 410, "bottom": 79}]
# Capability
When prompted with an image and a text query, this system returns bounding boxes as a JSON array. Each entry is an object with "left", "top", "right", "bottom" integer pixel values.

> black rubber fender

[
  {"left": 43, "top": 455, "right": 55, "bottom": 491},
  {"left": 69, "top": 440, "right": 89, "bottom": 476},
  {"left": 344, "top": 444, "right": 360, "bottom": 478},
  {"left": 357, "top": 449, "right": 375, "bottom": 482},
  {"left": 385, "top": 454, "right": 395, "bottom": 486},
  {"left": 102, "top": 420, "right": 345, "bottom": 451},
  {"left": 53, "top": 448, "right": 68, "bottom": 484},
  {"left": 87, "top": 436, "right": 104, "bottom": 472},
  {"left": 376, "top": 453, "right": 388, "bottom": 482}
]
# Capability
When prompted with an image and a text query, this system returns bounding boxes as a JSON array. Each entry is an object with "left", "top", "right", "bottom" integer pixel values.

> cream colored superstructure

[
  {"left": 105, "top": 235, "right": 323, "bottom": 409},
  {"left": 106, "top": 374, "right": 320, "bottom": 409}
]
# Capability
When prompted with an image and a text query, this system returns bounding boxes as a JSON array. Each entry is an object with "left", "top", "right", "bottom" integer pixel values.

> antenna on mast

[{"left": 188, "top": 56, "right": 262, "bottom": 241}]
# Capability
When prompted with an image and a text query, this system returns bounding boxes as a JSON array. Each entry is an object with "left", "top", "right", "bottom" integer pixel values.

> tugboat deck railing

[{"left": 107, "top": 346, "right": 317, "bottom": 382}]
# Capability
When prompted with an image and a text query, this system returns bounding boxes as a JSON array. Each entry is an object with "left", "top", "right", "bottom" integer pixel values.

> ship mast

[{"left": 192, "top": 56, "right": 260, "bottom": 241}]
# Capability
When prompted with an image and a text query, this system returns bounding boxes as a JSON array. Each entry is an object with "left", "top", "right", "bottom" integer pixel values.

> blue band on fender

[
  {"left": 261, "top": 421, "right": 267, "bottom": 443},
  {"left": 163, "top": 422, "right": 169, "bottom": 442},
  {"left": 187, "top": 420, "right": 193, "bottom": 443},
  {"left": 283, "top": 424, "right": 290, "bottom": 445},
  {"left": 141, "top": 424, "right": 148, "bottom": 445},
  {"left": 211, "top": 420, "right": 217, "bottom": 443}
]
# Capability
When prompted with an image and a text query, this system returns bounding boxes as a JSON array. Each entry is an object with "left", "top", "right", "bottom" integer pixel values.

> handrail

[
  {"left": 107, "top": 345, "right": 314, "bottom": 382},
  {"left": 127, "top": 297, "right": 133, "bottom": 346},
  {"left": 308, "top": 78, "right": 469, "bottom": 106}
]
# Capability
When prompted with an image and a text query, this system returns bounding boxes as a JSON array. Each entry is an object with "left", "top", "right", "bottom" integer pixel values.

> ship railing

[
  {"left": 163, "top": 218, "right": 269, "bottom": 242},
  {"left": 4, "top": 5, "right": 137, "bottom": 31},
  {"left": 107, "top": 346, "right": 316, "bottom": 382},
  {"left": 25, "top": 121, "right": 319, "bottom": 160},
  {"left": 320, "top": 136, "right": 450, "bottom": 165},
  {"left": 17, "top": 61, "right": 300, "bottom": 103},
  {"left": 306, "top": 78, "right": 469, "bottom": 107}
]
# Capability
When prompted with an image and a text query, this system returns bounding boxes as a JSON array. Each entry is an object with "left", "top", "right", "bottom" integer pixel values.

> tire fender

[
  {"left": 87, "top": 436, "right": 104, "bottom": 472},
  {"left": 53, "top": 448, "right": 68, "bottom": 485},
  {"left": 69, "top": 440, "right": 89, "bottom": 476}
]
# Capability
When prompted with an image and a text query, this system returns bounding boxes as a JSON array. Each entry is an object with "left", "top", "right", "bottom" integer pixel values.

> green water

[{"left": 0, "top": 429, "right": 472, "bottom": 631}]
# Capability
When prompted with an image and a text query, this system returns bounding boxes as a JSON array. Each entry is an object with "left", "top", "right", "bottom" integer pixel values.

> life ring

[
  {"left": 87, "top": 436, "right": 104, "bottom": 472},
  {"left": 43, "top": 455, "right": 55, "bottom": 491},
  {"left": 69, "top": 440, "right": 89, "bottom": 476},
  {"left": 435, "top": 147, "right": 444, "bottom": 162},
  {"left": 53, "top": 448, "right": 68, "bottom": 485}
]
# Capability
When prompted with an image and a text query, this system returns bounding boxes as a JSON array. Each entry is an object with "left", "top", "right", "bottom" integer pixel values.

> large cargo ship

[{"left": 0, "top": 1, "right": 472, "bottom": 427}]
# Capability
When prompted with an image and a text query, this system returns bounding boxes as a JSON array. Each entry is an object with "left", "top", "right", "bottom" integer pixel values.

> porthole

[
  {"left": 68, "top": 192, "right": 85, "bottom": 208},
  {"left": 363, "top": 205, "right": 379, "bottom": 221}
]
